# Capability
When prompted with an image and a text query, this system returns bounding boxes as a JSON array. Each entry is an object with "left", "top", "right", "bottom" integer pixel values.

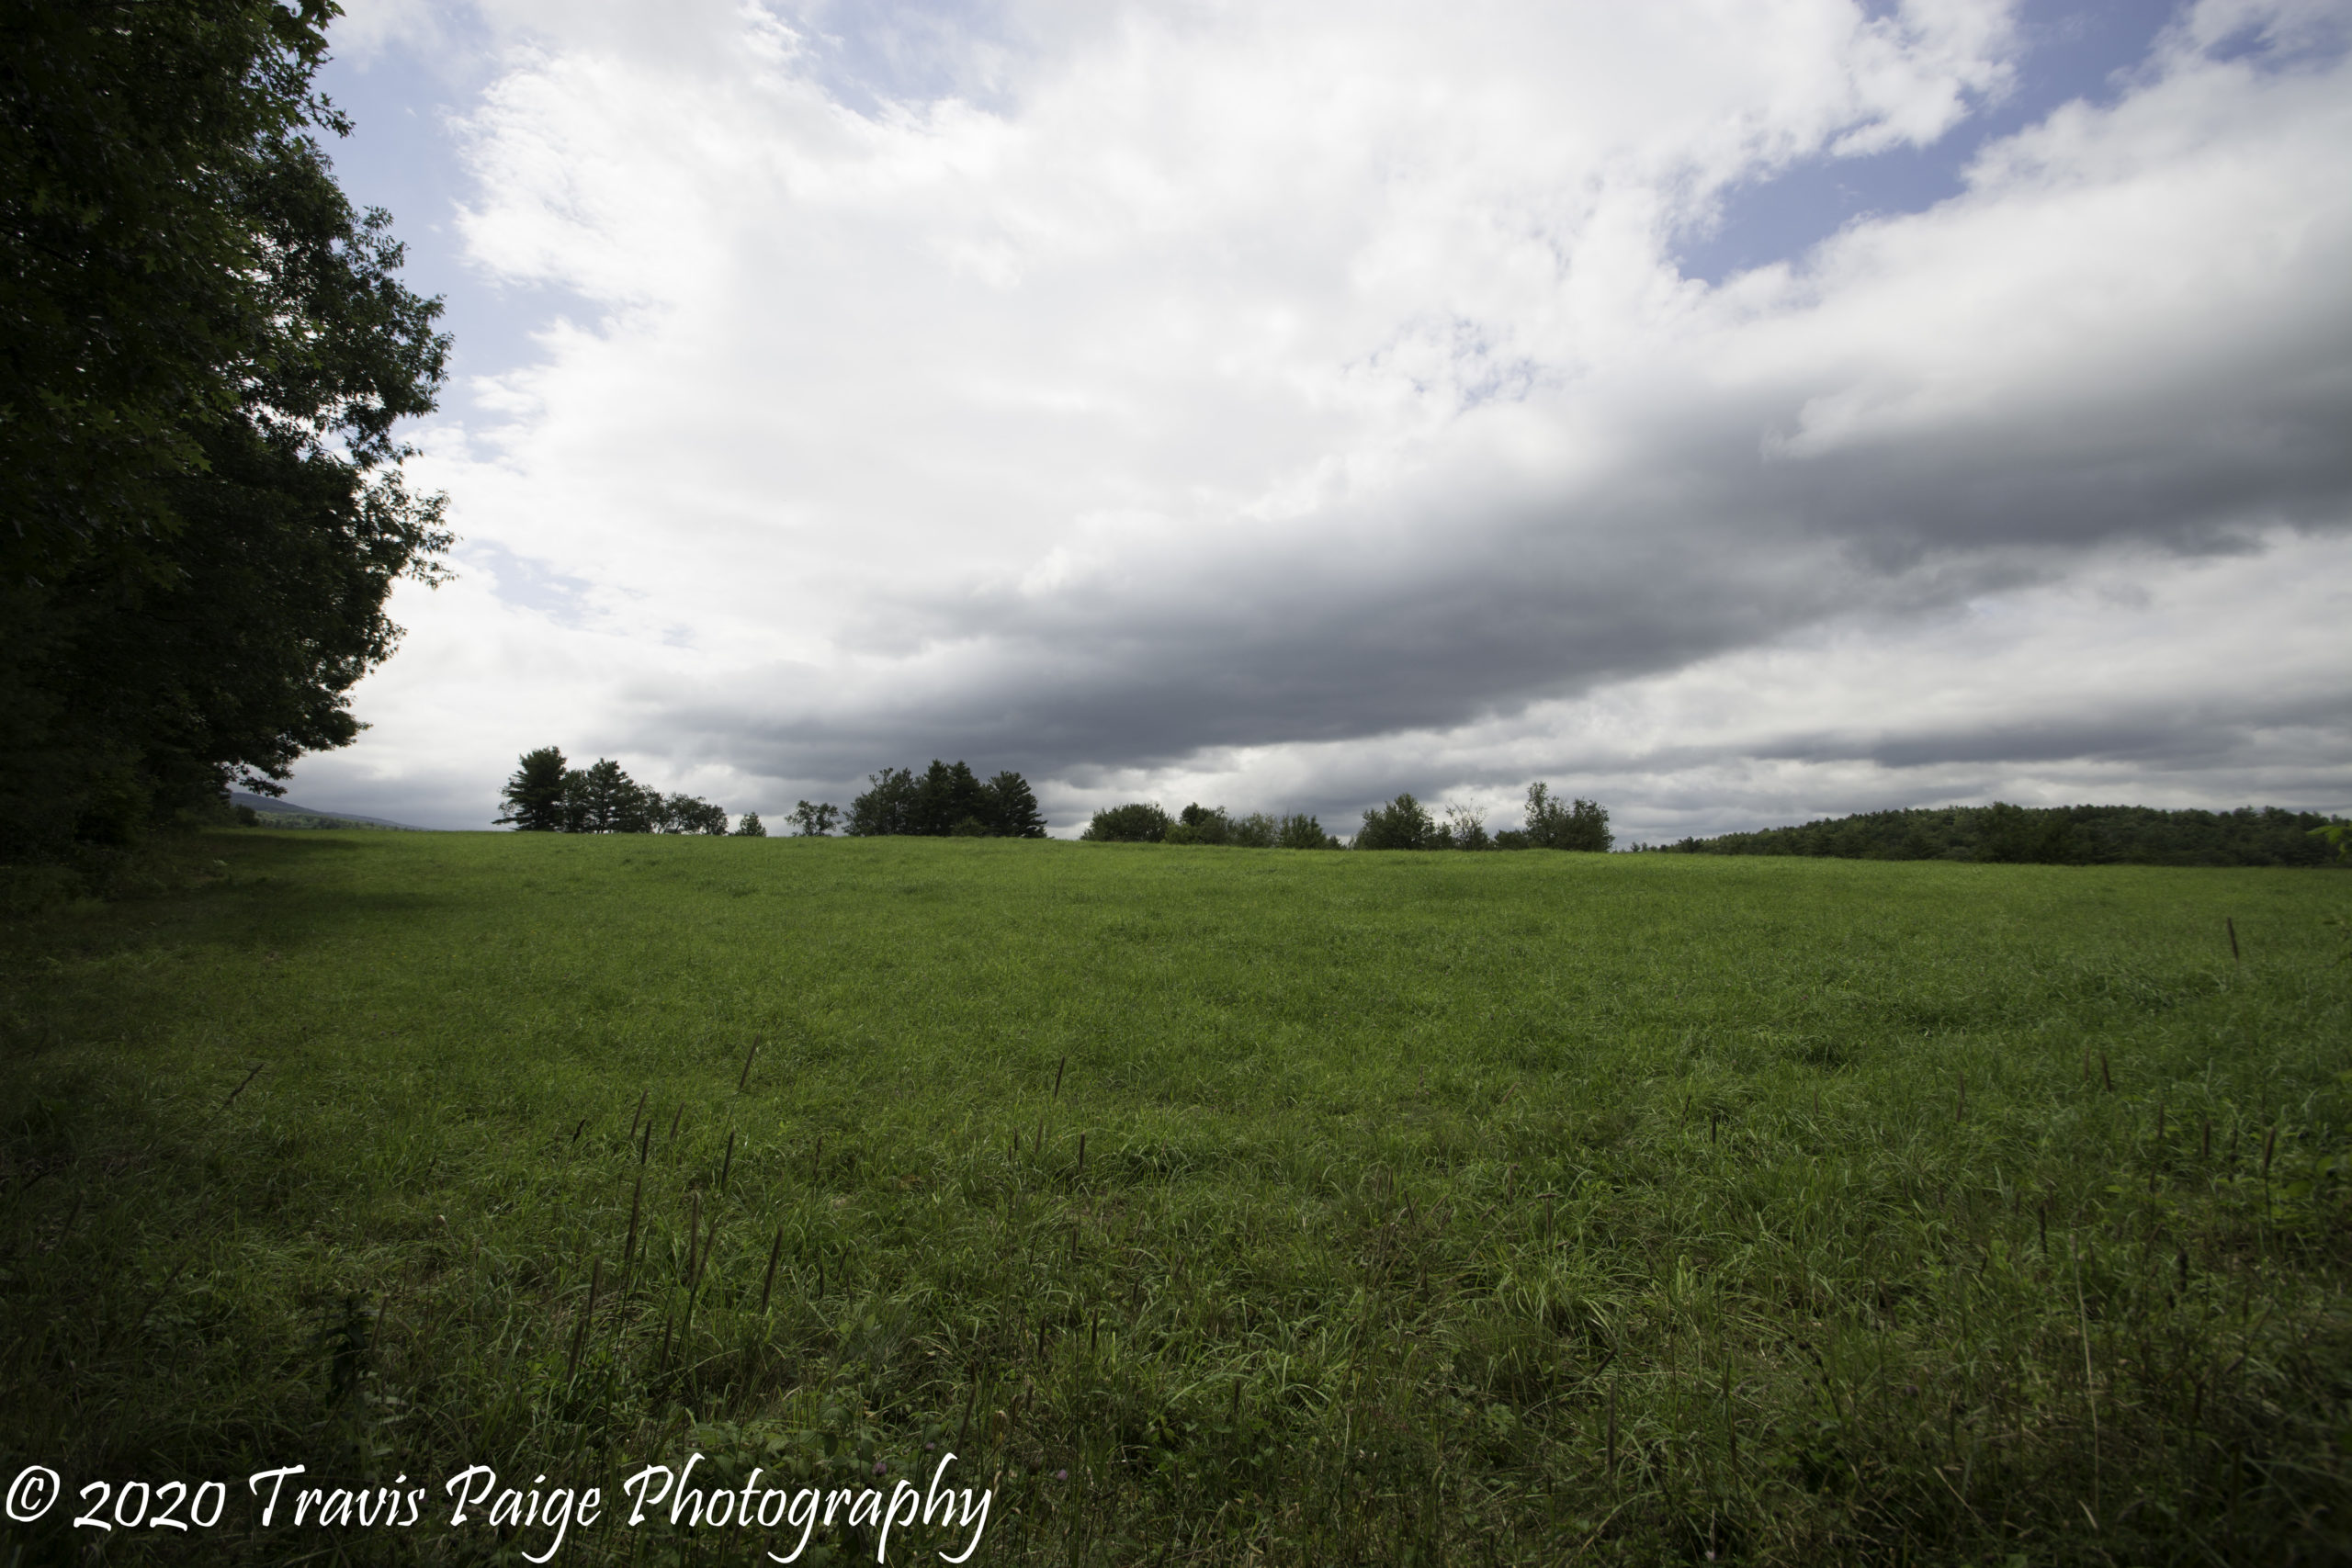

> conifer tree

[{"left": 495, "top": 747, "right": 569, "bottom": 831}]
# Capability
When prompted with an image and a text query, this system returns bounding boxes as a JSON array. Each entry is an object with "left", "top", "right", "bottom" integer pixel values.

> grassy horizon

[{"left": 3, "top": 829, "right": 2347, "bottom": 1564}]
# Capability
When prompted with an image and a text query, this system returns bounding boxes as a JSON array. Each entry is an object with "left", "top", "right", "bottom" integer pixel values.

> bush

[
  {"left": 1521, "top": 783, "right": 1611, "bottom": 852},
  {"left": 1445, "top": 805, "right": 1491, "bottom": 851},
  {"left": 788, "top": 801, "right": 842, "bottom": 837},
  {"left": 1275, "top": 813, "right": 1339, "bottom": 850},
  {"left": 1356, "top": 794, "right": 1438, "bottom": 851},
  {"left": 655, "top": 794, "right": 729, "bottom": 835},
  {"left": 1082, "top": 802, "right": 1172, "bottom": 842},
  {"left": 1166, "top": 804, "right": 1233, "bottom": 846},
  {"left": 1229, "top": 812, "right": 1278, "bottom": 850}
]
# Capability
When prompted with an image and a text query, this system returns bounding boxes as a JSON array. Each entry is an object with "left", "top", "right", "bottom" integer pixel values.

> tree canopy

[
  {"left": 1518, "top": 784, "right": 1612, "bottom": 852},
  {"left": 1350, "top": 785, "right": 1605, "bottom": 851},
  {"left": 788, "top": 800, "right": 842, "bottom": 837},
  {"left": 845, "top": 761, "right": 1048, "bottom": 839},
  {"left": 1356, "top": 793, "right": 1439, "bottom": 851},
  {"left": 1080, "top": 803, "right": 1173, "bottom": 843},
  {"left": 2, "top": 0, "right": 451, "bottom": 858},
  {"left": 495, "top": 749, "right": 736, "bottom": 835}
]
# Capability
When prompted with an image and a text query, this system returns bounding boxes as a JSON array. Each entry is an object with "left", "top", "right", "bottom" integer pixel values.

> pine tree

[
  {"left": 495, "top": 748, "right": 570, "bottom": 831},
  {"left": 983, "top": 772, "right": 1047, "bottom": 838}
]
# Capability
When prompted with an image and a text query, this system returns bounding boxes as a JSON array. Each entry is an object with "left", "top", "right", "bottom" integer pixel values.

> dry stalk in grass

[
  {"left": 623, "top": 1173, "right": 644, "bottom": 1273},
  {"left": 759, "top": 1225, "right": 783, "bottom": 1314},
  {"left": 565, "top": 1258, "right": 601, "bottom": 1380},
  {"left": 217, "top": 1062, "right": 265, "bottom": 1111}
]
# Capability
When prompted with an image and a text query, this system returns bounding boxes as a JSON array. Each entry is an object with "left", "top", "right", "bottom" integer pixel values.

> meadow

[{"left": 2, "top": 830, "right": 2347, "bottom": 1566}]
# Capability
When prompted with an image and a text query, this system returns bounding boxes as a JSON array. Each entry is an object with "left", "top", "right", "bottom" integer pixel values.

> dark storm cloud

[{"left": 642, "top": 302, "right": 2352, "bottom": 800}]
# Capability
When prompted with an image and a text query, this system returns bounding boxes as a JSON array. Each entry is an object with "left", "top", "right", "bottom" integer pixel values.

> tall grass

[{"left": 2, "top": 831, "right": 2347, "bottom": 1563}]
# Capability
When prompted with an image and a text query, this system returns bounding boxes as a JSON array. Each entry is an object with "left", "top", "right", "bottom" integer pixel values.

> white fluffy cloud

[{"left": 293, "top": 0, "right": 2352, "bottom": 832}]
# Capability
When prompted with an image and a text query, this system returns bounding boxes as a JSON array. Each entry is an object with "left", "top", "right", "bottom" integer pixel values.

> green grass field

[{"left": 4, "top": 830, "right": 2348, "bottom": 1565}]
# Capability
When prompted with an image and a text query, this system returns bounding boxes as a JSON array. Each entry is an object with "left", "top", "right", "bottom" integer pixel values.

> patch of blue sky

[
  {"left": 764, "top": 0, "right": 1025, "bottom": 119},
  {"left": 463, "top": 542, "right": 602, "bottom": 626},
  {"left": 311, "top": 2, "right": 1020, "bottom": 429},
  {"left": 1678, "top": 0, "right": 2189, "bottom": 285},
  {"left": 312, "top": 18, "right": 602, "bottom": 426}
]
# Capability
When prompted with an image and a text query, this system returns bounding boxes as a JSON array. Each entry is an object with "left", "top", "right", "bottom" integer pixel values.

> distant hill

[
  {"left": 1645, "top": 804, "right": 2348, "bottom": 868},
  {"left": 231, "top": 792, "right": 430, "bottom": 832}
]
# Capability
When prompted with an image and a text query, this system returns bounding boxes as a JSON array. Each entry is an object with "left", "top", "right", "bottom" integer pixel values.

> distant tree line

[
  {"left": 1645, "top": 804, "right": 2349, "bottom": 868},
  {"left": 814, "top": 761, "right": 1047, "bottom": 839},
  {"left": 496, "top": 748, "right": 762, "bottom": 835},
  {"left": 1082, "top": 782, "right": 1611, "bottom": 852},
  {"left": 1081, "top": 801, "right": 1341, "bottom": 848}
]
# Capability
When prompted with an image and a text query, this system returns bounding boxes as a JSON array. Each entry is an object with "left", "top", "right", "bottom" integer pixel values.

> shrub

[
  {"left": 1521, "top": 783, "right": 1611, "bottom": 852},
  {"left": 1228, "top": 812, "right": 1278, "bottom": 849},
  {"left": 1167, "top": 804, "right": 1232, "bottom": 846},
  {"left": 1356, "top": 793, "right": 1438, "bottom": 851},
  {"left": 1275, "top": 813, "right": 1339, "bottom": 850},
  {"left": 1082, "top": 803, "right": 1171, "bottom": 842}
]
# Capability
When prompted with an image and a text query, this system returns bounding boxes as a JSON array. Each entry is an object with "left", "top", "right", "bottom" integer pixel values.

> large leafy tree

[
  {"left": 654, "top": 794, "right": 729, "bottom": 836},
  {"left": 2, "top": 0, "right": 451, "bottom": 855}
]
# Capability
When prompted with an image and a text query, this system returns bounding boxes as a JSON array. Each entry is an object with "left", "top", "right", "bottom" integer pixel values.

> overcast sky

[{"left": 287, "top": 0, "right": 2352, "bottom": 839}]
